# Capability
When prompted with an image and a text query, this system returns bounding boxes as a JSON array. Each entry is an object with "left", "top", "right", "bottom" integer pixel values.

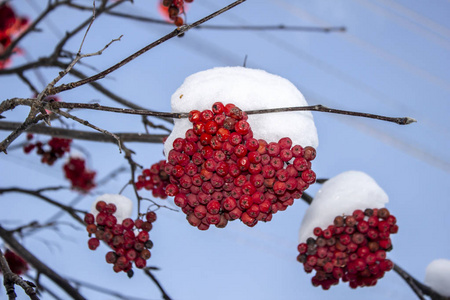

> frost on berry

[
  {"left": 85, "top": 202, "right": 157, "bottom": 275},
  {"left": 297, "top": 208, "right": 398, "bottom": 289},
  {"left": 163, "top": 102, "right": 317, "bottom": 230}
]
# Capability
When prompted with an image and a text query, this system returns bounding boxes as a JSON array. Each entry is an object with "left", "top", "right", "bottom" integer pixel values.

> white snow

[
  {"left": 425, "top": 259, "right": 450, "bottom": 297},
  {"left": 164, "top": 66, "right": 318, "bottom": 159},
  {"left": 91, "top": 194, "right": 133, "bottom": 223},
  {"left": 298, "top": 171, "right": 389, "bottom": 243}
]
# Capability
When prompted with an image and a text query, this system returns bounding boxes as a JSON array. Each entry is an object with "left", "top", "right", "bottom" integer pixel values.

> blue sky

[{"left": 1, "top": 1, "right": 449, "bottom": 299}]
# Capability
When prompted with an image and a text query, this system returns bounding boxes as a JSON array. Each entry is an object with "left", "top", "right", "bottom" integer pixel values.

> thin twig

[
  {"left": 0, "top": 121, "right": 167, "bottom": 144},
  {"left": 42, "top": 102, "right": 416, "bottom": 125},
  {"left": 46, "top": 0, "right": 248, "bottom": 95},
  {"left": 52, "top": 108, "right": 123, "bottom": 152},
  {"left": 0, "top": 226, "right": 86, "bottom": 300},
  {"left": 393, "top": 264, "right": 449, "bottom": 300},
  {"left": 245, "top": 105, "right": 417, "bottom": 125},
  {"left": 143, "top": 268, "right": 172, "bottom": 300},
  {"left": 0, "top": 249, "right": 40, "bottom": 300},
  {"left": 104, "top": 10, "right": 346, "bottom": 33},
  {"left": 0, "top": 187, "right": 87, "bottom": 224}
]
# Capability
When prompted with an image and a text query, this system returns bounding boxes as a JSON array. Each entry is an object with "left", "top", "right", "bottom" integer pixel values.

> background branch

[{"left": 0, "top": 226, "right": 86, "bottom": 300}]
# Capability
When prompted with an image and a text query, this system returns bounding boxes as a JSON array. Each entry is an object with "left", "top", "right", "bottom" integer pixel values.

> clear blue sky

[{"left": 1, "top": 1, "right": 449, "bottom": 299}]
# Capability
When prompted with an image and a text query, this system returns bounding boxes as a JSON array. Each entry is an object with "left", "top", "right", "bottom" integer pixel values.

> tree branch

[
  {"left": 0, "top": 249, "right": 39, "bottom": 300},
  {"left": 0, "top": 121, "right": 167, "bottom": 144},
  {"left": 0, "top": 187, "right": 87, "bottom": 224},
  {"left": 0, "top": 226, "right": 86, "bottom": 300},
  {"left": 143, "top": 268, "right": 172, "bottom": 300},
  {"left": 46, "top": 0, "right": 248, "bottom": 95},
  {"left": 393, "top": 264, "right": 449, "bottom": 300}
]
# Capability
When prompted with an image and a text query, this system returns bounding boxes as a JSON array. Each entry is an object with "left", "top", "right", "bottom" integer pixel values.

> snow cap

[
  {"left": 298, "top": 171, "right": 389, "bottom": 243},
  {"left": 91, "top": 194, "right": 133, "bottom": 223},
  {"left": 425, "top": 259, "right": 450, "bottom": 297},
  {"left": 164, "top": 66, "right": 318, "bottom": 159}
]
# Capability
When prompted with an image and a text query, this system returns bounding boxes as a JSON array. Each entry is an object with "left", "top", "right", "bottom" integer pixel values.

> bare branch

[
  {"left": 0, "top": 187, "right": 87, "bottom": 224},
  {"left": 393, "top": 264, "right": 449, "bottom": 300},
  {"left": 46, "top": 0, "right": 248, "bottom": 95},
  {"left": 0, "top": 249, "right": 40, "bottom": 300},
  {"left": 143, "top": 268, "right": 172, "bottom": 300},
  {"left": 104, "top": 10, "right": 346, "bottom": 33},
  {"left": 52, "top": 108, "right": 123, "bottom": 152},
  {"left": 0, "top": 226, "right": 86, "bottom": 300},
  {"left": 0, "top": 121, "right": 167, "bottom": 144}
]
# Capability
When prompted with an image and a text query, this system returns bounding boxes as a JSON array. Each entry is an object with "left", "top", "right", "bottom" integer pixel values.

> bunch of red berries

[
  {"left": 160, "top": 0, "right": 193, "bottom": 27},
  {"left": 0, "top": 3, "right": 28, "bottom": 69},
  {"left": 165, "top": 102, "right": 316, "bottom": 230},
  {"left": 297, "top": 208, "right": 398, "bottom": 290},
  {"left": 23, "top": 134, "right": 72, "bottom": 166},
  {"left": 1, "top": 249, "right": 29, "bottom": 275},
  {"left": 136, "top": 160, "right": 170, "bottom": 199},
  {"left": 84, "top": 201, "right": 156, "bottom": 277},
  {"left": 63, "top": 157, "right": 96, "bottom": 193}
]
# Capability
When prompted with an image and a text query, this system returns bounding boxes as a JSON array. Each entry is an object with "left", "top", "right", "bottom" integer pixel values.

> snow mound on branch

[
  {"left": 298, "top": 171, "right": 388, "bottom": 243},
  {"left": 91, "top": 194, "right": 133, "bottom": 223},
  {"left": 164, "top": 66, "right": 318, "bottom": 159},
  {"left": 425, "top": 259, "right": 450, "bottom": 297}
]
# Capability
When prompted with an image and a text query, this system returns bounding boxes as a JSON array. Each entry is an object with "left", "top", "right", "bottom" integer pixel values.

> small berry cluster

[
  {"left": 63, "top": 157, "right": 96, "bottom": 193},
  {"left": 159, "top": 0, "right": 193, "bottom": 27},
  {"left": 165, "top": 102, "right": 316, "bottom": 230},
  {"left": 136, "top": 160, "right": 170, "bottom": 199},
  {"left": 297, "top": 208, "right": 398, "bottom": 290},
  {"left": 0, "top": 3, "right": 28, "bottom": 69},
  {"left": 85, "top": 202, "right": 156, "bottom": 277},
  {"left": 23, "top": 134, "right": 72, "bottom": 166},
  {"left": 1, "top": 249, "right": 29, "bottom": 275}
]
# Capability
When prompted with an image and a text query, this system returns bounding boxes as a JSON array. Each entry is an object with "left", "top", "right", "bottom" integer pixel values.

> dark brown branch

[
  {"left": 300, "top": 192, "right": 313, "bottom": 204},
  {"left": 0, "top": 115, "right": 45, "bottom": 154},
  {"left": 65, "top": 277, "right": 150, "bottom": 300},
  {"left": 0, "top": 249, "right": 40, "bottom": 300},
  {"left": 42, "top": 102, "right": 415, "bottom": 125},
  {"left": 0, "top": 121, "right": 167, "bottom": 144},
  {"left": 0, "top": 188, "right": 86, "bottom": 224},
  {"left": 46, "top": 0, "right": 248, "bottom": 95},
  {"left": 245, "top": 105, "right": 417, "bottom": 125},
  {"left": 104, "top": 10, "right": 346, "bottom": 33},
  {"left": 393, "top": 264, "right": 449, "bottom": 300},
  {"left": 0, "top": 226, "right": 86, "bottom": 300},
  {"left": 143, "top": 268, "right": 172, "bottom": 300}
]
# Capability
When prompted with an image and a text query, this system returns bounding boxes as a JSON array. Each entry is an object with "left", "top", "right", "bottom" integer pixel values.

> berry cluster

[
  {"left": 23, "top": 134, "right": 72, "bottom": 166},
  {"left": 165, "top": 102, "right": 316, "bottom": 230},
  {"left": 84, "top": 201, "right": 156, "bottom": 277},
  {"left": 136, "top": 160, "right": 170, "bottom": 199},
  {"left": 1, "top": 249, "right": 29, "bottom": 275},
  {"left": 159, "top": 0, "right": 193, "bottom": 27},
  {"left": 63, "top": 157, "right": 96, "bottom": 193},
  {"left": 297, "top": 208, "right": 398, "bottom": 289},
  {"left": 0, "top": 3, "right": 28, "bottom": 69}
]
